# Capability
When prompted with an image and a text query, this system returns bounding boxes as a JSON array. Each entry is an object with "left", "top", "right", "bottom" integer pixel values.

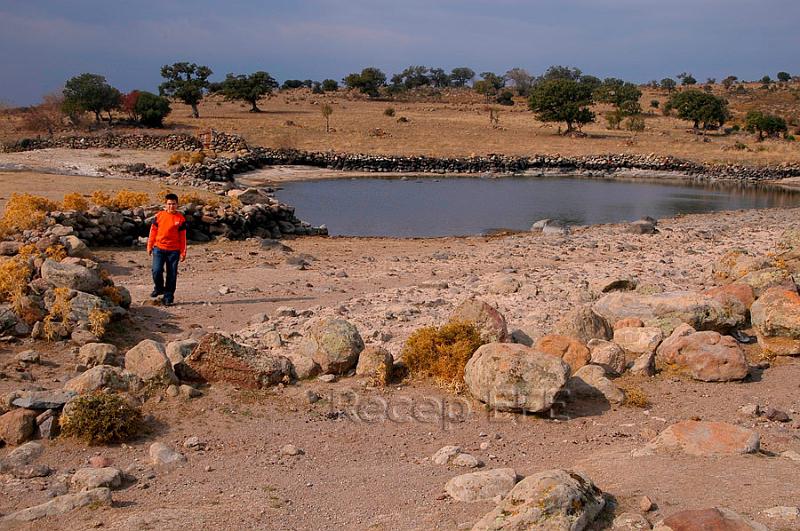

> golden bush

[
  {"left": 401, "top": 321, "right": 485, "bottom": 391},
  {"left": 90, "top": 190, "right": 114, "bottom": 208},
  {"left": 0, "top": 193, "right": 59, "bottom": 232},
  {"left": 59, "top": 392, "right": 142, "bottom": 444},
  {"left": 90, "top": 189, "right": 151, "bottom": 210},
  {"left": 88, "top": 307, "right": 112, "bottom": 338},
  {"left": 43, "top": 287, "right": 72, "bottom": 341},
  {"left": 62, "top": 192, "right": 90, "bottom": 211},
  {"left": 619, "top": 383, "right": 650, "bottom": 408},
  {"left": 0, "top": 257, "right": 33, "bottom": 302},
  {"left": 44, "top": 244, "right": 67, "bottom": 262},
  {"left": 100, "top": 285, "right": 123, "bottom": 305},
  {"left": 188, "top": 151, "right": 206, "bottom": 165}
]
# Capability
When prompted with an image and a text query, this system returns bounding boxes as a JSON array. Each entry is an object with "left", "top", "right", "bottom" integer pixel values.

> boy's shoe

[
  {"left": 163, "top": 299, "right": 174, "bottom": 307},
  {"left": 150, "top": 290, "right": 162, "bottom": 298}
]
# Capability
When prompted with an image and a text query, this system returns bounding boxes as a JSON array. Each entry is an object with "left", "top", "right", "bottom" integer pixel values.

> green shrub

[
  {"left": 401, "top": 321, "right": 485, "bottom": 391},
  {"left": 625, "top": 115, "right": 645, "bottom": 132},
  {"left": 496, "top": 90, "right": 514, "bottom": 106},
  {"left": 134, "top": 91, "right": 171, "bottom": 127},
  {"left": 60, "top": 393, "right": 143, "bottom": 444},
  {"left": 383, "top": 107, "right": 395, "bottom": 117},
  {"left": 650, "top": 99, "right": 659, "bottom": 109}
]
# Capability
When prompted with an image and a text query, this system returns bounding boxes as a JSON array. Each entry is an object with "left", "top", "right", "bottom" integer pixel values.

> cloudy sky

[{"left": 1, "top": 0, "right": 798, "bottom": 105}]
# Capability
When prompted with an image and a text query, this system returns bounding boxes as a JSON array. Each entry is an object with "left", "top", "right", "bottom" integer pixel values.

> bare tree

[{"left": 321, "top": 103, "right": 333, "bottom": 132}]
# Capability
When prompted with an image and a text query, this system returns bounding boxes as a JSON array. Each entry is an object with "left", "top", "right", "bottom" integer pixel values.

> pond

[{"left": 273, "top": 176, "right": 800, "bottom": 237}]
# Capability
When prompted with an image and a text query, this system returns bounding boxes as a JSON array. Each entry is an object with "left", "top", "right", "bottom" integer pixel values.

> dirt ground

[
  {"left": 1, "top": 202, "right": 799, "bottom": 529},
  {"left": 3, "top": 85, "right": 800, "bottom": 166}
]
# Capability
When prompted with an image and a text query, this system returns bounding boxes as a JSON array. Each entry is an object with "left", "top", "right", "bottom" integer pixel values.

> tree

[
  {"left": 528, "top": 78, "right": 595, "bottom": 133},
  {"left": 594, "top": 78, "right": 642, "bottom": 115},
  {"left": 541, "top": 65, "right": 583, "bottom": 81},
  {"left": 677, "top": 72, "right": 697, "bottom": 86},
  {"left": 159, "top": 62, "right": 212, "bottom": 118},
  {"left": 665, "top": 89, "right": 729, "bottom": 130},
  {"left": 760, "top": 75, "right": 772, "bottom": 85},
  {"left": 449, "top": 67, "right": 475, "bottom": 87},
  {"left": 22, "top": 92, "right": 66, "bottom": 135},
  {"left": 215, "top": 71, "right": 278, "bottom": 112},
  {"left": 474, "top": 72, "right": 505, "bottom": 101},
  {"left": 661, "top": 78, "right": 677, "bottom": 92},
  {"left": 121, "top": 91, "right": 141, "bottom": 121},
  {"left": 505, "top": 68, "right": 534, "bottom": 96},
  {"left": 721, "top": 76, "right": 738, "bottom": 90},
  {"left": 134, "top": 91, "right": 171, "bottom": 127},
  {"left": 428, "top": 68, "right": 450, "bottom": 88},
  {"left": 322, "top": 79, "right": 339, "bottom": 92},
  {"left": 777, "top": 71, "right": 791, "bottom": 83},
  {"left": 391, "top": 65, "right": 430, "bottom": 91},
  {"left": 343, "top": 67, "right": 386, "bottom": 97},
  {"left": 62, "top": 73, "right": 121, "bottom": 122},
  {"left": 281, "top": 79, "right": 304, "bottom": 90},
  {"left": 745, "top": 111, "right": 787, "bottom": 140},
  {"left": 321, "top": 103, "right": 333, "bottom": 133}
]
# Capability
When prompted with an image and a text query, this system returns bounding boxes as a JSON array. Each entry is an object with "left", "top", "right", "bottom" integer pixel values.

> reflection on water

[{"left": 274, "top": 176, "right": 800, "bottom": 237}]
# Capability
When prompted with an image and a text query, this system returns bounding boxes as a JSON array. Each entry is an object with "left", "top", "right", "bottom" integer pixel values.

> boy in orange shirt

[{"left": 147, "top": 193, "right": 187, "bottom": 306}]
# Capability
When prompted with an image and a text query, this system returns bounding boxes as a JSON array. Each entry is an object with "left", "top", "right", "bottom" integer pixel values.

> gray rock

[
  {"left": 280, "top": 444, "right": 304, "bottom": 456},
  {"left": 612, "top": 512, "right": 653, "bottom": 530},
  {"left": 286, "top": 351, "right": 321, "bottom": 380},
  {"left": 452, "top": 453, "right": 483, "bottom": 468},
  {"left": 298, "top": 318, "right": 364, "bottom": 375},
  {"left": 60, "top": 235, "right": 92, "bottom": 259},
  {"left": 0, "top": 441, "right": 43, "bottom": 472},
  {"left": 566, "top": 365, "right": 625, "bottom": 404},
  {"left": 124, "top": 339, "right": 177, "bottom": 383},
  {"left": 614, "top": 326, "right": 664, "bottom": 357},
  {"left": 464, "top": 343, "right": 570, "bottom": 413},
  {"left": 450, "top": 298, "right": 508, "bottom": 343},
  {"left": 71, "top": 467, "right": 123, "bottom": 490},
  {"left": 432, "top": 445, "right": 463, "bottom": 465},
  {"left": 12, "top": 389, "right": 77, "bottom": 410},
  {"left": 179, "top": 384, "right": 202, "bottom": 398},
  {"left": 471, "top": 469, "right": 605, "bottom": 530},
  {"left": 64, "top": 364, "right": 135, "bottom": 394},
  {"left": 0, "top": 487, "right": 112, "bottom": 523},
  {"left": 14, "top": 350, "right": 41, "bottom": 364},
  {"left": 555, "top": 305, "right": 613, "bottom": 343},
  {"left": 444, "top": 468, "right": 518, "bottom": 502},
  {"left": 588, "top": 339, "right": 627, "bottom": 375},
  {"left": 165, "top": 339, "right": 198, "bottom": 365},
  {"left": 40, "top": 258, "right": 103, "bottom": 293},
  {"left": 78, "top": 343, "right": 118, "bottom": 367},
  {"left": 0, "top": 241, "right": 22, "bottom": 256},
  {"left": 149, "top": 442, "right": 187, "bottom": 466}
]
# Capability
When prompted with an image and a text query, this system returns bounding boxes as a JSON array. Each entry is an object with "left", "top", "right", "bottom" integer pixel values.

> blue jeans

[{"left": 152, "top": 247, "right": 180, "bottom": 302}]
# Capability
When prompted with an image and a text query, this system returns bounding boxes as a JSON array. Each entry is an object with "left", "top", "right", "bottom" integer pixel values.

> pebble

[{"left": 281, "top": 444, "right": 304, "bottom": 457}]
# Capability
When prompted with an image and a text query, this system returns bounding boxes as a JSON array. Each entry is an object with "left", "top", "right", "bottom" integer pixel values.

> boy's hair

[{"left": 165, "top": 193, "right": 179, "bottom": 202}]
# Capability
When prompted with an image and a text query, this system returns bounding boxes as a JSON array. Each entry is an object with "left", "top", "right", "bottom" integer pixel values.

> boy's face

[{"left": 165, "top": 199, "right": 178, "bottom": 212}]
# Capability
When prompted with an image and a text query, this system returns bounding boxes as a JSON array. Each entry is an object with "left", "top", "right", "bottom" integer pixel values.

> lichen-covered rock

[
  {"left": 444, "top": 468, "right": 518, "bottom": 502},
  {"left": 751, "top": 287, "right": 800, "bottom": 356},
  {"left": 0, "top": 409, "right": 38, "bottom": 445},
  {"left": 78, "top": 343, "right": 118, "bottom": 367},
  {"left": 712, "top": 250, "right": 772, "bottom": 283},
  {"left": 450, "top": 298, "right": 508, "bottom": 343},
  {"left": 554, "top": 305, "right": 613, "bottom": 343},
  {"left": 737, "top": 267, "right": 795, "bottom": 297},
  {"left": 471, "top": 469, "right": 606, "bottom": 530},
  {"left": 587, "top": 339, "right": 627, "bottom": 375},
  {"left": 124, "top": 339, "right": 177, "bottom": 384},
  {"left": 355, "top": 345, "right": 393, "bottom": 382},
  {"left": 185, "top": 333, "right": 292, "bottom": 388},
  {"left": 703, "top": 283, "right": 756, "bottom": 313},
  {"left": 298, "top": 318, "right": 364, "bottom": 375},
  {"left": 64, "top": 365, "right": 136, "bottom": 394},
  {"left": 535, "top": 335, "right": 591, "bottom": 372},
  {"left": 566, "top": 365, "right": 625, "bottom": 404},
  {"left": 464, "top": 343, "right": 570, "bottom": 413},
  {"left": 40, "top": 258, "right": 103, "bottom": 293},
  {"left": 637, "top": 420, "right": 759, "bottom": 457},
  {"left": 656, "top": 325, "right": 748, "bottom": 382}
]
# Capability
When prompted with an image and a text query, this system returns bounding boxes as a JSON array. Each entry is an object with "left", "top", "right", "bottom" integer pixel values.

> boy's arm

[
  {"left": 179, "top": 218, "right": 187, "bottom": 259},
  {"left": 147, "top": 213, "right": 159, "bottom": 254}
]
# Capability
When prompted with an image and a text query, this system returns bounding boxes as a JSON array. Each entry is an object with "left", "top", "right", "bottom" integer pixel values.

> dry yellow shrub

[
  {"left": 62, "top": 193, "right": 90, "bottom": 211},
  {"left": 45, "top": 244, "right": 67, "bottom": 262},
  {"left": 17, "top": 244, "right": 38, "bottom": 258},
  {"left": 100, "top": 285, "right": 123, "bottom": 305},
  {"left": 0, "top": 193, "right": 59, "bottom": 232},
  {"left": 43, "top": 287, "right": 72, "bottom": 341},
  {"left": 0, "top": 257, "right": 33, "bottom": 302},
  {"left": 90, "top": 190, "right": 151, "bottom": 210},
  {"left": 401, "top": 321, "right": 485, "bottom": 392},
  {"left": 88, "top": 307, "right": 112, "bottom": 337},
  {"left": 619, "top": 383, "right": 650, "bottom": 408},
  {"left": 90, "top": 191, "right": 113, "bottom": 208},
  {"left": 167, "top": 150, "right": 207, "bottom": 166},
  {"left": 188, "top": 151, "right": 206, "bottom": 165}
]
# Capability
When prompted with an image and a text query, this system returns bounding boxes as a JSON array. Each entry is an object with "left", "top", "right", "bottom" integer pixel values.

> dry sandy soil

[{"left": 1, "top": 202, "right": 799, "bottom": 529}]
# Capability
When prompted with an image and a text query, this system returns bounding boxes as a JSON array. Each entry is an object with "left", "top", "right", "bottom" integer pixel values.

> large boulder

[
  {"left": 444, "top": 468, "right": 518, "bottom": 503},
  {"left": 703, "top": 283, "right": 756, "bottom": 313},
  {"left": 450, "top": 298, "right": 508, "bottom": 343},
  {"left": 637, "top": 420, "right": 759, "bottom": 457},
  {"left": 78, "top": 343, "right": 118, "bottom": 367},
  {"left": 656, "top": 325, "right": 748, "bottom": 382},
  {"left": 471, "top": 469, "right": 606, "bottom": 531},
  {"left": 64, "top": 365, "right": 135, "bottom": 394},
  {"left": 566, "top": 365, "right": 625, "bottom": 404},
  {"left": 587, "top": 339, "right": 627, "bottom": 376},
  {"left": 298, "top": 318, "right": 364, "bottom": 375},
  {"left": 737, "top": 267, "right": 795, "bottom": 297},
  {"left": 593, "top": 290, "right": 744, "bottom": 334},
  {"left": 750, "top": 287, "right": 800, "bottom": 356},
  {"left": 613, "top": 326, "right": 663, "bottom": 357},
  {"left": 0, "top": 488, "right": 112, "bottom": 523},
  {"left": 124, "top": 340, "right": 177, "bottom": 384},
  {"left": 712, "top": 250, "right": 772, "bottom": 283},
  {"left": 534, "top": 335, "right": 590, "bottom": 372},
  {"left": 662, "top": 507, "right": 768, "bottom": 530},
  {"left": 40, "top": 259, "right": 103, "bottom": 293},
  {"left": 11, "top": 390, "right": 76, "bottom": 410},
  {"left": 355, "top": 345, "right": 393, "bottom": 382},
  {"left": 185, "top": 333, "right": 292, "bottom": 388},
  {"left": 464, "top": 343, "right": 570, "bottom": 413},
  {"left": 0, "top": 409, "right": 38, "bottom": 445},
  {"left": 554, "top": 305, "right": 612, "bottom": 343}
]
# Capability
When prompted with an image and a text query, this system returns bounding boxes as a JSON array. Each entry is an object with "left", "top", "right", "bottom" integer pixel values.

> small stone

[
  {"left": 71, "top": 467, "right": 123, "bottom": 490},
  {"left": 88, "top": 456, "right": 113, "bottom": 468},
  {"left": 149, "top": 442, "right": 186, "bottom": 466},
  {"left": 318, "top": 374, "right": 336, "bottom": 383},
  {"left": 452, "top": 453, "right": 483, "bottom": 468},
  {"left": 762, "top": 506, "right": 800, "bottom": 520},
  {"left": 781, "top": 450, "right": 800, "bottom": 462},
  {"left": 179, "top": 384, "right": 202, "bottom": 399},
  {"left": 479, "top": 442, "right": 490, "bottom": 451},
  {"left": 165, "top": 385, "right": 179, "bottom": 397},
  {"left": 184, "top": 436, "right": 206, "bottom": 450},
  {"left": 305, "top": 390, "right": 321, "bottom": 403},
  {"left": 218, "top": 285, "right": 232, "bottom": 295},
  {"left": 763, "top": 407, "right": 790, "bottom": 422},
  {"left": 444, "top": 468, "right": 518, "bottom": 502},
  {"left": 280, "top": 444, "right": 303, "bottom": 456},
  {"left": 738, "top": 404, "right": 760, "bottom": 417},
  {"left": 14, "top": 350, "right": 41, "bottom": 364},
  {"left": 432, "top": 445, "right": 462, "bottom": 465},
  {"left": 640, "top": 495, "right": 655, "bottom": 512}
]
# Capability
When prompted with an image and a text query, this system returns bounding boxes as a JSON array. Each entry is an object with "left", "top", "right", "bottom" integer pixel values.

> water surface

[{"left": 274, "top": 176, "right": 800, "bottom": 237}]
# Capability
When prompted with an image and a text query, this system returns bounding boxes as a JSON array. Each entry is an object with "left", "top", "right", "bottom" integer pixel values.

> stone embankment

[{"left": 4, "top": 132, "right": 800, "bottom": 183}]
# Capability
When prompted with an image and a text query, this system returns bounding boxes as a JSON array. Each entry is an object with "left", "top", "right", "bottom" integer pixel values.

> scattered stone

[
  {"left": 662, "top": 507, "right": 767, "bottom": 531},
  {"left": 1, "top": 488, "right": 112, "bottom": 523},
  {"left": 355, "top": 345, "right": 393, "bottom": 382},
  {"left": 184, "top": 333, "right": 292, "bottom": 389},
  {"left": 590, "top": 277, "right": 638, "bottom": 296},
  {"left": 587, "top": 339, "right": 627, "bottom": 375},
  {"left": 464, "top": 343, "right": 570, "bottom": 413},
  {"left": 298, "top": 318, "right": 364, "bottom": 375},
  {"left": 64, "top": 364, "right": 133, "bottom": 394},
  {"left": 627, "top": 218, "right": 657, "bottom": 234},
  {"left": 78, "top": 343, "right": 118, "bottom": 367},
  {"left": 0, "top": 408, "right": 37, "bottom": 445},
  {"left": 179, "top": 384, "right": 202, "bottom": 399},
  {"left": 275, "top": 306, "right": 297, "bottom": 317},
  {"left": 124, "top": 339, "right": 177, "bottom": 383},
  {"left": 488, "top": 276, "right": 520, "bottom": 295},
  {"left": 613, "top": 512, "right": 653, "bottom": 530},
  {"left": 750, "top": 287, "right": 800, "bottom": 356},
  {"left": 70, "top": 328, "right": 100, "bottom": 346},
  {"left": 165, "top": 385, "right": 180, "bottom": 397},
  {"left": 12, "top": 389, "right": 76, "bottom": 410},
  {"left": 738, "top": 404, "right": 760, "bottom": 417},
  {"left": 566, "top": 364, "right": 625, "bottom": 404},
  {"left": 637, "top": 420, "right": 759, "bottom": 457},
  {"left": 280, "top": 444, "right": 304, "bottom": 456},
  {"left": 535, "top": 334, "right": 591, "bottom": 372},
  {"left": 249, "top": 312, "right": 269, "bottom": 325},
  {"left": 71, "top": 467, "right": 123, "bottom": 490},
  {"left": 0, "top": 441, "right": 43, "bottom": 472},
  {"left": 40, "top": 258, "right": 104, "bottom": 293},
  {"left": 656, "top": 325, "right": 748, "bottom": 382},
  {"left": 88, "top": 456, "right": 113, "bottom": 468},
  {"left": 444, "top": 468, "right": 518, "bottom": 502},
  {"left": 184, "top": 436, "right": 206, "bottom": 450},
  {"left": 763, "top": 407, "right": 790, "bottom": 422},
  {"left": 149, "top": 442, "right": 187, "bottom": 466},
  {"left": 318, "top": 374, "right": 336, "bottom": 383},
  {"left": 452, "top": 453, "right": 483, "bottom": 468},
  {"left": 449, "top": 298, "right": 509, "bottom": 343},
  {"left": 555, "top": 305, "right": 613, "bottom": 343},
  {"left": 432, "top": 445, "right": 462, "bottom": 465},
  {"left": 14, "top": 350, "right": 41, "bottom": 364},
  {"left": 614, "top": 326, "right": 664, "bottom": 357},
  {"left": 471, "top": 469, "right": 605, "bottom": 530},
  {"left": 640, "top": 496, "right": 655, "bottom": 512}
]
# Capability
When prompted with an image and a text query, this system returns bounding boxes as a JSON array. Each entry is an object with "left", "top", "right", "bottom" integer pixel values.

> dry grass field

[{"left": 3, "top": 85, "right": 800, "bottom": 166}]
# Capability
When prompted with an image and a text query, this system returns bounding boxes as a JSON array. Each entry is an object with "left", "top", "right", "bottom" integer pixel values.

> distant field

[{"left": 3, "top": 85, "right": 800, "bottom": 166}]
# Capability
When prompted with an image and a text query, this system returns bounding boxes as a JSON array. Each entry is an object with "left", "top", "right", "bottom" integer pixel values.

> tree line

[{"left": 42, "top": 62, "right": 797, "bottom": 140}]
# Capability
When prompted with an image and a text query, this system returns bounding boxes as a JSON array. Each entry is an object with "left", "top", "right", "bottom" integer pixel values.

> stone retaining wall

[{"left": 0, "top": 131, "right": 248, "bottom": 154}]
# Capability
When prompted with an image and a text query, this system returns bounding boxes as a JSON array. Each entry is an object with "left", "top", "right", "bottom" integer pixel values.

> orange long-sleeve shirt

[{"left": 147, "top": 211, "right": 187, "bottom": 256}]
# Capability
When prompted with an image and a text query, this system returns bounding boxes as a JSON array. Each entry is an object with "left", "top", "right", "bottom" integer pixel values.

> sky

[{"left": 1, "top": 0, "right": 799, "bottom": 106}]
